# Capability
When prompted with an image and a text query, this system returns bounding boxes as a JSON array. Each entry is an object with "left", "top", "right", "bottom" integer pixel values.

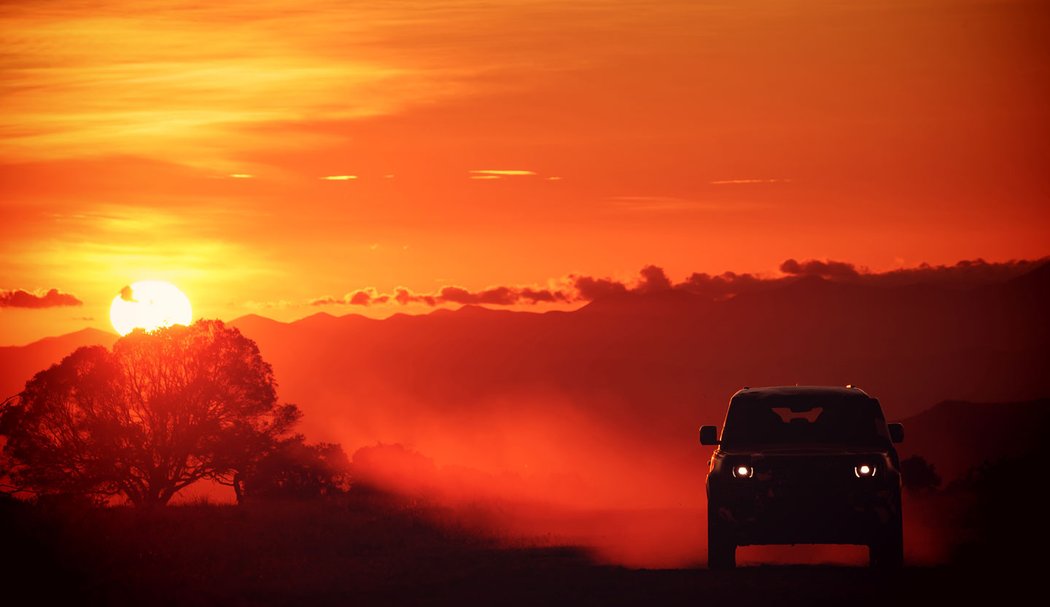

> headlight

[
  {"left": 854, "top": 463, "right": 877, "bottom": 478},
  {"left": 732, "top": 464, "right": 754, "bottom": 479}
]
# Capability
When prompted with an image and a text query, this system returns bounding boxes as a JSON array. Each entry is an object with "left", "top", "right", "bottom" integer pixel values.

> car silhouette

[{"left": 700, "top": 385, "right": 905, "bottom": 568}]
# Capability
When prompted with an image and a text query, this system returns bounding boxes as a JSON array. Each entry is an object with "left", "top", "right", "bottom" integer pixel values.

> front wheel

[{"left": 708, "top": 505, "right": 736, "bottom": 569}]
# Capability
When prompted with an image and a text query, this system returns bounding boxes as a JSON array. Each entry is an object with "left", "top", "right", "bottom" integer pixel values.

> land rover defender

[{"left": 700, "top": 385, "right": 905, "bottom": 568}]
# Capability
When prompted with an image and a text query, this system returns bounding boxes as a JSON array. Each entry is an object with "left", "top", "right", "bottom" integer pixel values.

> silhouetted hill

[
  {"left": 2, "top": 262, "right": 1047, "bottom": 505},
  {"left": 0, "top": 328, "right": 117, "bottom": 398},
  {"left": 227, "top": 313, "right": 286, "bottom": 336},
  {"left": 223, "top": 263, "right": 1050, "bottom": 493},
  {"left": 578, "top": 289, "right": 711, "bottom": 317},
  {"left": 898, "top": 399, "right": 1050, "bottom": 483},
  {"left": 1001, "top": 258, "right": 1050, "bottom": 296}
]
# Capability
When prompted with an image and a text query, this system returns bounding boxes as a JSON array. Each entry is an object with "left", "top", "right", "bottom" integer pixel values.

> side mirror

[
  {"left": 888, "top": 423, "right": 905, "bottom": 444},
  {"left": 700, "top": 425, "right": 720, "bottom": 446}
]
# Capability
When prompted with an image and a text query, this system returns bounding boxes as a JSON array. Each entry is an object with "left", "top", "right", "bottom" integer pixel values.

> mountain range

[{"left": 2, "top": 261, "right": 1047, "bottom": 501}]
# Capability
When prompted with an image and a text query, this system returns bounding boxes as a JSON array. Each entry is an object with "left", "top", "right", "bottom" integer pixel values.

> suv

[{"left": 700, "top": 386, "right": 905, "bottom": 568}]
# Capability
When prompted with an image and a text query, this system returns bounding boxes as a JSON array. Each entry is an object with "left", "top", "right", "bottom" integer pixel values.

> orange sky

[{"left": 2, "top": 0, "right": 1048, "bottom": 344}]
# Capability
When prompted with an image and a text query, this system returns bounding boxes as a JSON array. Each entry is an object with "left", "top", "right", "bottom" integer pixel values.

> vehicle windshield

[{"left": 721, "top": 395, "right": 890, "bottom": 448}]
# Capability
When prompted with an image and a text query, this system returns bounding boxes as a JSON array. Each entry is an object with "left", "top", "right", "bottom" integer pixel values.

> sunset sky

[{"left": 2, "top": 0, "right": 1048, "bottom": 344}]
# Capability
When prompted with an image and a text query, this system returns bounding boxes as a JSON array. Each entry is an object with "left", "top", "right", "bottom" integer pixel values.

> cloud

[
  {"left": 570, "top": 276, "right": 629, "bottom": 301},
  {"left": 637, "top": 265, "right": 672, "bottom": 293},
  {"left": 0, "top": 288, "right": 82, "bottom": 308},
  {"left": 709, "top": 178, "right": 791, "bottom": 185},
  {"left": 309, "top": 296, "right": 341, "bottom": 306},
  {"left": 306, "top": 257, "right": 1049, "bottom": 310},
  {"left": 780, "top": 258, "right": 862, "bottom": 280},
  {"left": 608, "top": 196, "right": 767, "bottom": 213},
  {"left": 778, "top": 257, "right": 1050, "bottom": 289},
  {"left": 398, "top": 288, "right": 438, "bottom": 306},
  {"left": 349, "top": 288, "right": 390, "bottom": 306},
  {"left": 311, "top": 280, "right": 571, "bottom": 308},
  {"left": 676, "top": 271, "right": 772, "bottom": 300},
  {"left": 853, "top": 258, "right": 1045, "bottom": 289},
  {"left": 468, "top": 170, "right": 541, "bottom": 181},
  {"left": 519, "top": 288, "right": 568, "bottom": 304},
  {"left": 321, "top": 175, "right": 357, "bottom": 181},
  {"left": 348, "top": 290, "right": 375, "bottom": 305},
  {"left": 317, "top": 283, "right": 568, "bottom": 307},
  {"left": 311, "top": 288, "right": 390, "bottom": 306},
  {"left": 469, "top": 170, "right": 536, "bottom": 177},
  {"left": 0, "top": 1, "right": 493, "bottom": 166},
  {"left": 438, "top": 286, "right": 517, "bottom": 306}
]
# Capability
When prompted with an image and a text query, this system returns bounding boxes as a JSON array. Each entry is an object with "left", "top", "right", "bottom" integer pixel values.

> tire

[
  {"left": 869, "top": 515, "right": 904, "bottom": 569},
  {"left": 708, "top": 504, "right": 736, "bottom": 569}
]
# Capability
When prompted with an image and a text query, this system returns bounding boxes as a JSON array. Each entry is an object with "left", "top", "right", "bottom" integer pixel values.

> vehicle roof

[{"left": 731, "top": 385, "right": 874, "bottom": 401}]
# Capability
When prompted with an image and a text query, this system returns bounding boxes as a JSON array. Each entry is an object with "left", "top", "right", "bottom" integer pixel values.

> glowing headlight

[
  {"left": 732, "top": 464, "right": 754, "bottom": 478},
  {"left": 854, "top": 463, "right": 877, "bottom": 478}
]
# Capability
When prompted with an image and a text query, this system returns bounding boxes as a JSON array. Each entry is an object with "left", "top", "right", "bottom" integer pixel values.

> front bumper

[{"left": 709, "top": 479, "right": 901, "bottom": 546}]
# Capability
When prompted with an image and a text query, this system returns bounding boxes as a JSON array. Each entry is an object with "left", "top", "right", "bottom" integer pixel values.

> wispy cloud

[
  {"left": 321, "top": 175, "right": 357, "bottom": 181},
  {"left": 469, "top": 169, "right": 537, "bottom": 179},
  {"left": 608, "top": 196, "right": 764, "bottom": 212},
  {"left": 0, "top": 1, "right": 487, "bottom": 167},
  {"left": 709, "top": 178, "right": 792, "bottom": 185}
]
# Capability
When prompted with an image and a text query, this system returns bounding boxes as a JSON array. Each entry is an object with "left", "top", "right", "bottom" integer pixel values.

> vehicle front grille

[{"left": 757, "top": 455, "right": 857, "bottom": 485}]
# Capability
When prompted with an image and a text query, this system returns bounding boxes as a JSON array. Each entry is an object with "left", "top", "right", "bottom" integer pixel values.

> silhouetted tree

[
  {"left": 900, "top": 455, "right": 942, "bottom": 494},
  {"left": 0, "top": 320, "right": 299, "bottom": 507},
  {"left": 241, "top": 436, "right": 350, "bottom": 500},
  {"left": 0, "top": 426, "right": 14, "bottom": 498},
  {"left": 350, "top": 443, "right": 438, "bottom": 497}
]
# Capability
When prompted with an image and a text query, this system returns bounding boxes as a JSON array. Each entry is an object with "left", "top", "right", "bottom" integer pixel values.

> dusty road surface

[{"left": 1, "top": 494, "right": 1035, "bottom": 606}]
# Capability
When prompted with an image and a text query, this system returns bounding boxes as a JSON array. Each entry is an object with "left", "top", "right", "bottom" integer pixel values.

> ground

[{"left": 0, "top": 486, "right": 1039, "bottom": 606}]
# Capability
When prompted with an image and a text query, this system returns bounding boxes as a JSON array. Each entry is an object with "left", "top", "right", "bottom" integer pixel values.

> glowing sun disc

[{"left": 110, "top": 280, "right": 192, "bottom": 336}]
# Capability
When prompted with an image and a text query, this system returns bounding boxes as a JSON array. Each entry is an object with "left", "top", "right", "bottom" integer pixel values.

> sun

[{"left": 110, "top": 280, "right": 193, "bottom": 336}]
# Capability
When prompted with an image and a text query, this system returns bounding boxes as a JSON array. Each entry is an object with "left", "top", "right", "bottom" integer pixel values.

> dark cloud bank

[
  {"left": 312, "top": 257, "right": 1048, "bottom": 308},
  {"left": 0, "top": 288, "right": 82, "bottom": 308}
]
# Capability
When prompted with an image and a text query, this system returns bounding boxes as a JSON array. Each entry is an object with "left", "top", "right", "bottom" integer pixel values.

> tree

[
  {"left": 0, "top": 320, "right": 299, "bottom": 507},
  {"left": 900, "top": 455, "right": 942, "bottom": 494},
  {"left": 349, "top": 443, "right": 438, "bottom": 497},
  {"left": 240, "top": 436, "right": 350, "bottom": 500}
]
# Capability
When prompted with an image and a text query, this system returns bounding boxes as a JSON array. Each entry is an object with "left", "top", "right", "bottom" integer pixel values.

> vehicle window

[{"left": 722, "top": 398, "right": 889, "bottom": 448}]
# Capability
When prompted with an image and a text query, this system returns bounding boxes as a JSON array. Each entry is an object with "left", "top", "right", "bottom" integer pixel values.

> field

[{"left": 1, "top": 477, "right": 1038, "bottom": 606}]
